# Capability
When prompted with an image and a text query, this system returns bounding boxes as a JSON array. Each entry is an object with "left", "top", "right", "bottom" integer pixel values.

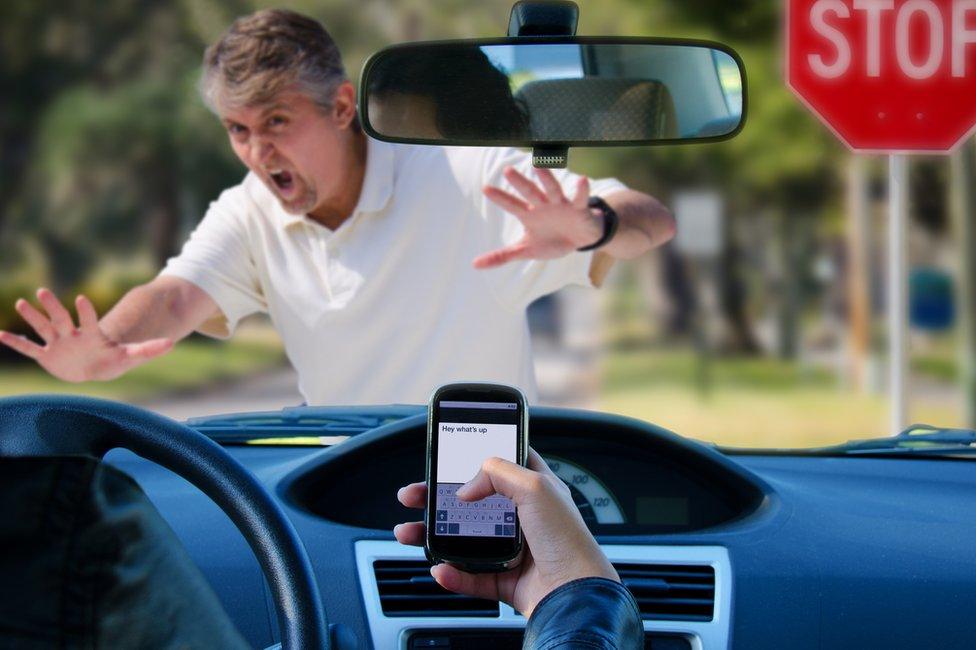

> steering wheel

[{"left": 0, "top": 394, "right": 328, "bottom": 650}]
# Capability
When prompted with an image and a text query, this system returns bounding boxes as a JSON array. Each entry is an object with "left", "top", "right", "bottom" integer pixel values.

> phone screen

[{"left": 433, "top": 399, "right": 519, "bottom": 538}]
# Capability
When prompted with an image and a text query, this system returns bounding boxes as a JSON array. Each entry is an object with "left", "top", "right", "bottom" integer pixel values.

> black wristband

[{"left": 577, "top": 196, "right": 619, "bottom": 252}]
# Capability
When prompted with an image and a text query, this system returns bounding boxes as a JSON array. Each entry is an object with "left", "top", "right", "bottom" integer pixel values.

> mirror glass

[{"left": 363, "top": 41, "right": 744, "bottom": 145}]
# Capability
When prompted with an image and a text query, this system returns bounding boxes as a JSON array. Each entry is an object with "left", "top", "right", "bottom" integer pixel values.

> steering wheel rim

[{"left": 0, "top": 394, "right": 328, "bottom": 650}]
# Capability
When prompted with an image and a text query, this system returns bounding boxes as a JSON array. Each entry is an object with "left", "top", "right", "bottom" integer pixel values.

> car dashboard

[{"left": 104, "top": 406, "right": 976, "bottom": 649}]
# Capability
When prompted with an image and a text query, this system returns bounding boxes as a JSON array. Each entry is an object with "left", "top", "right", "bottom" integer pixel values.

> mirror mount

[
  {"left": 507, "top": 1, "right": 578, "bottom": 38},
  {"left": 508, "top": 1, "right": 578, "bottom": 168},
  {"left": 531, "top": 146, "right": 569, "bottom": 169}
]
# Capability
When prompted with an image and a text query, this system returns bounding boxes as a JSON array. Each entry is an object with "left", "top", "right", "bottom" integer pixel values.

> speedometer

[{"left": 543, "top": 455, "right": 625, "bottom": 525}]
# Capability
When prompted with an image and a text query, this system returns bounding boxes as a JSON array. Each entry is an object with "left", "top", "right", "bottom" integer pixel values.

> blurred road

[{"left": 137, "top": 366, "right": 302, "bottom": 421}]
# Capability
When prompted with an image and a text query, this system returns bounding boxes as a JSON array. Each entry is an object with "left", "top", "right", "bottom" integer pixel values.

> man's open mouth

[{"left": 269, "top": 170, "right": 294, "bottom": 192}]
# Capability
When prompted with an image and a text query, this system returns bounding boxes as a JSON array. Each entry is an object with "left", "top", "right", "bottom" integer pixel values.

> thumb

[
  {"left": 472, "top": 241, "right": 531, "bottom": 269},
  {"left": 455, "top": 456, "right": 537, "bottom": 504},
  {"left": 122, "top": 338, "right": 174, "bottom": 361}
]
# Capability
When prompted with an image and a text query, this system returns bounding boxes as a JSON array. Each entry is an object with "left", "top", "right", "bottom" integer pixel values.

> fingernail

[
  {"left": 455, "top": 483, "right": 471, "bottom": 499},
  {"left": 393, "top": 524, "right": 402, "bottom": 536}
]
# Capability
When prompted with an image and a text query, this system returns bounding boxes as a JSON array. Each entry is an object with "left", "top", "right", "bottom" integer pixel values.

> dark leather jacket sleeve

[{"left": 522, "top": 577, "right": 644, "bottom": 649}]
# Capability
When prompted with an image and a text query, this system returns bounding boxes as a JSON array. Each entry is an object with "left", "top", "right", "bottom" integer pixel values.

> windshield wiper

[
  {"left": 819, "top": 424, "right": 976, "bottom": 457},
  {"left": 186, "top": 405, "right": 424, "bottom": 445}
]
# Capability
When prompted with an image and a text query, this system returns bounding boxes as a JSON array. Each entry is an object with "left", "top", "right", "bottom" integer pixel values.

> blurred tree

[
  {"left": 1, "top": 0, "right": 243, "bottom": 290},
  {"left": 21, "top": 74, "right": 238, "bottom": 289},
  {"left": 912, "top": 160, "right": 947, "bottom": 234},
  {"left": 1, "top": 0, "right": 167, "bottom": 261},
  {"left": 652, "top": 0, "right": 778, "bottom": 40},
  {"left": 575, "top": 1, "right": 844, "bottom": 354}
]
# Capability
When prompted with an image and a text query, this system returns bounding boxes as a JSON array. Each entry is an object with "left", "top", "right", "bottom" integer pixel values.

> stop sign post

[{"left": 787, "top": 0, "right": 976, "bottom": 434}]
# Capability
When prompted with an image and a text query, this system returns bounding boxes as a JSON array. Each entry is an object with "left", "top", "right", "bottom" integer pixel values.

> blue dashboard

[{"left": 103, "top": 408, "right": 976, "bottom": 649}]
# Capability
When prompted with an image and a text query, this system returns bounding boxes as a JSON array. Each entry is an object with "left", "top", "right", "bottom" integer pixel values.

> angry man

[{"left": 0, "top": 9, "right": 675, "bottom": 405}]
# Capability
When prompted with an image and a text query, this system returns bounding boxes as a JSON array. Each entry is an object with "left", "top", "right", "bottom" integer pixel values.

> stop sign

[{"left": 788, "top": 0, "right": 976, "bottom": 152}]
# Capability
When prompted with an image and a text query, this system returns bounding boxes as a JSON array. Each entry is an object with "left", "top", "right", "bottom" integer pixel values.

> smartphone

[{"left": 425, "top": 382, "right": 528, "bottom": 572}]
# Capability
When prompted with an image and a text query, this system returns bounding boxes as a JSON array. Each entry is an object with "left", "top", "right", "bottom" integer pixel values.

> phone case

[{"left": 424, "top": 382, "right": 529, "bottom": 573}]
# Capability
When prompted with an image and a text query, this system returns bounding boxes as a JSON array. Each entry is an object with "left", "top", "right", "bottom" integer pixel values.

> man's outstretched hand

[
  {"left": 0, "top": 288, "right": 172, "bottom": 382},
  {"left": 475, "top": 166, "right": 603, "bottom": 269}
]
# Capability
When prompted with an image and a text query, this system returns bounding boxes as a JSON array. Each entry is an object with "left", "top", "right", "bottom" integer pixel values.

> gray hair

[{"left": 200, "top": 9, "right": 347, "bottom": 113}]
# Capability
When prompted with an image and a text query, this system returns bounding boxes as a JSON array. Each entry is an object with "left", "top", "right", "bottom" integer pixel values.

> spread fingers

[{"left": 15, "top": 299, "right": 56, "bottom": 342}]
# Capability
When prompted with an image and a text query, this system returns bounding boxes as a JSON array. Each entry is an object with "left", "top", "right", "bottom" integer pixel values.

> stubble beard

[{"left": 274, "top": 176, "right": 318, "bottom": 216}]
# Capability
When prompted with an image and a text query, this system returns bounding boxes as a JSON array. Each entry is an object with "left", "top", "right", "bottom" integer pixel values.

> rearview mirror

[{"left": 360, "top": 38, "right": 746, "bottom": 147}]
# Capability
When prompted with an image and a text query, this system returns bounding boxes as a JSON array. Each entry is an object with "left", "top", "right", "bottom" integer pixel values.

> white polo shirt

[{"left": 161, "top": 137, "right": 626, "bottom": 405}]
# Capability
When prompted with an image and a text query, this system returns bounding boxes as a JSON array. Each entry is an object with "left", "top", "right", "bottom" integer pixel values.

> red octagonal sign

[{"left": 788, "top": 0, "right": 976, "bottom": 153}]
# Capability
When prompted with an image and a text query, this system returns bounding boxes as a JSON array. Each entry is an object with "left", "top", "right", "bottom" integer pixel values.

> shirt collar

[
  {"left": 354, "top": 135, "right": 395, "bottom": 215},
  {"left": 276, "top": 135, "right": 395, "bottom": 231}
]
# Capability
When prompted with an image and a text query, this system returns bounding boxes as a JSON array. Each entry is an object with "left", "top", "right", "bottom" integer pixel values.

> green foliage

[
  {"left": 14, "top": 72, "right": 239, "bottom": 290},
  {"left": 603, "top": 346, "right": 835, "bottom": 393}
]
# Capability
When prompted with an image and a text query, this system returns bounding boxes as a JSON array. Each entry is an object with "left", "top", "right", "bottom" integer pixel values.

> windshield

[{"left": 0, "top": 1, "right": 972, "bottom": 452}]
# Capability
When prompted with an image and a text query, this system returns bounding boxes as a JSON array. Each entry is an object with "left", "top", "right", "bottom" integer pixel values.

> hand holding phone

[
  {"left": 395, "top": 448, "right": 620, "bottom": 618},
  {"left": 423, "top": 382, "right": 528, "bottom": 571}
]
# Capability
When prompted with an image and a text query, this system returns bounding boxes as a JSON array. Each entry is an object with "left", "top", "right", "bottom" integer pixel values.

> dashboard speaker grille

[
  {"left": 615, "top": 562, "right": 716, "bottom": 622},
  {"left": 373, "top": 560, "right": 500, "bottom": 617}
]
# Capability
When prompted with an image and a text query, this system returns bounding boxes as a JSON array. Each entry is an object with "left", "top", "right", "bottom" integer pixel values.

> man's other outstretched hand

[
  {"left": 0, "top": 288, "right": 172, "bottom": 382},
  {"left": 475, "top": 167, "right": 601, "bottom": 269}
]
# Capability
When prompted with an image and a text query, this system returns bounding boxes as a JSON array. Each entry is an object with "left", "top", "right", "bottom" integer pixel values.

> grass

[
  {"left": 597, "top": 346, "right": 961, "bottom": 449},
  {"left": 603, "top": 346, "right": 836, "bottom": 393},
  {"left": 912, "top": 354, "right": 957, "bottom": 382},
  {"left": 596, "top": 272, "right": 962, "bottom": 449},
  {"left": 0, "top": 332, "right": 285, "bottom": 402}
]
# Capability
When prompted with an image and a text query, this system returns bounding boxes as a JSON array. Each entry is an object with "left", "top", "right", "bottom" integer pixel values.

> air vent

[
  {"left": 373, "top": 560, "right": 499, "bottom": 617},
  {"left": 615, "top": 562, "right": 715, "bottom": 622}
]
